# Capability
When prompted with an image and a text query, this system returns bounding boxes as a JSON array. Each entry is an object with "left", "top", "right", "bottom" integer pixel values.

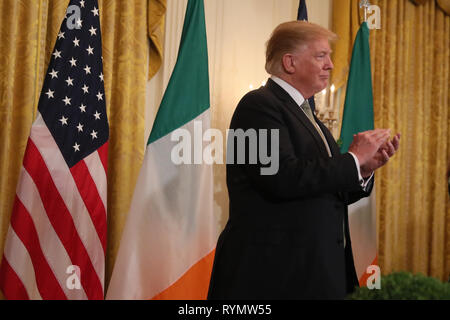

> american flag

[{"left": 0, "top": 0, "right": 107, "bottom": 300}]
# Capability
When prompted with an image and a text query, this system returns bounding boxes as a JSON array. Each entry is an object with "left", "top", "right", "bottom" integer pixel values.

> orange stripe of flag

[
  {"left": 151, "top": 250, "right": 215, "bottom": 300},
  {"left": 358, "top": 255, "right": 378, "bottom": 287}
]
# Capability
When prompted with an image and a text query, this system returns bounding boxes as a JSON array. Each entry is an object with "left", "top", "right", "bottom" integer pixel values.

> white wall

[{"left": 306, "top": 0, "right": 332, "bottom": 29}]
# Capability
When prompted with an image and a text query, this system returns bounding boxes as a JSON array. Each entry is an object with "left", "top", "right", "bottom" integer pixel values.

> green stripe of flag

[
  {"left": 338, "top": 22, "right": 374, "bottom": 153},
  {"left": 148, "top": 0, "right": 210, "bottom": 145}
]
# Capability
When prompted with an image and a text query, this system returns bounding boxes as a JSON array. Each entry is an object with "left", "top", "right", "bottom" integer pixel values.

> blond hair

[{"left": 265, "top": 21, "right": 338, "bottom": 75}]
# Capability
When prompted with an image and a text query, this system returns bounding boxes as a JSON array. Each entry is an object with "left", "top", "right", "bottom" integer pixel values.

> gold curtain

[
  {"left": 0, "top": 0, "right": 166, "bottom": 298},
  {"left": 332, "top": 0, "right": 450, "bottom": 281}
]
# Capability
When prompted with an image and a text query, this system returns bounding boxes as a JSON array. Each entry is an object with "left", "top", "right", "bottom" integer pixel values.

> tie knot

[{"left": 301, "top": 99, "right": 314, "bottom": 120}]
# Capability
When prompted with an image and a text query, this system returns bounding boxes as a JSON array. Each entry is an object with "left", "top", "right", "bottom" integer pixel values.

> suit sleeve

[
  {"left": 228, "top": 92, "right": 364, "bottom": 201},
  {"left": 346, "top": 176, "right": 374, "bottom": 205}
]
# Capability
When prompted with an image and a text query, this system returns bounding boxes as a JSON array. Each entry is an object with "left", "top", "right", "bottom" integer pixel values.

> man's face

[{"left": 290, "top": 38, "right": 333, "bottom": 98}]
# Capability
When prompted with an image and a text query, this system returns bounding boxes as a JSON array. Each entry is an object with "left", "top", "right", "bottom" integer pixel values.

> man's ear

[{"left": 281, "top": 53, "right": 296, "bottom": 74}]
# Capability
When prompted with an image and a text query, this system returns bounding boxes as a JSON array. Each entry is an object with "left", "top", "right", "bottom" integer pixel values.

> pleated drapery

[{"left": 0, "top": 0, "right": 166, "bottom": 296}]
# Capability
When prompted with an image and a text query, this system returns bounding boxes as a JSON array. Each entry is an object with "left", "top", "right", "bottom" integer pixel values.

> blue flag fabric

[
  {"left": 297, "top": 0, "right": 308, "bottom": 20},
  {"left": 37, "top": 0, "right": 108, "bottom": 167}
]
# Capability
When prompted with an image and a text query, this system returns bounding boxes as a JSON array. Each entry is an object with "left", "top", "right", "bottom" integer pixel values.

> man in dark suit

[{"left": 207, "top": 21, "right": 400, "bottom": 299}]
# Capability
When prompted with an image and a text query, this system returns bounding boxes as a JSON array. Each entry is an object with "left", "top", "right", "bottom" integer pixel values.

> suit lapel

[
  {"left": 266, "top": 79, "right": 331, "bottom": 158},
  {"left": 316, "top": 116, "right": 349, "bottom": 202}
]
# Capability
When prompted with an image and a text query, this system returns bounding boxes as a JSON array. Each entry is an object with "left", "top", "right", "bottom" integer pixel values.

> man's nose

[{"left": 325, "top": 55, "right": 334, "bottom": 70}]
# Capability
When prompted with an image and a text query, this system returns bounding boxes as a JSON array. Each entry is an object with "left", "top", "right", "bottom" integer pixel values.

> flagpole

[{"left": 359, "top": 0, "right": 370, "bottom": 23}]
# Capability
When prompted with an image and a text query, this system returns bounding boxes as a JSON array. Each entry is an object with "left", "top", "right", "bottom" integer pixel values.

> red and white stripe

[{"left": 0, "top": 114, "right": 107, "bottom": 300}]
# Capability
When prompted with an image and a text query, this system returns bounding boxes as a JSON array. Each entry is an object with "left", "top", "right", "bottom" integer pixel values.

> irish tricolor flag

[
  {"left": 339, "top": 22, "right": 377, "bottom": 286},
  {"left": 106, "top": 0, "right": 217, "bottom": 299}
]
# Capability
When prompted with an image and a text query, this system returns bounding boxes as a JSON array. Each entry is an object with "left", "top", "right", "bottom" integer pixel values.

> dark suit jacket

[{"left": 207, "top": 78, "right": 373, "bottom": 300}]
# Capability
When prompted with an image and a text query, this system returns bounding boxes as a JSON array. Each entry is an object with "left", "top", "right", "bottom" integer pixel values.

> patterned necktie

[
  {"left": 300, "top": 99, "right": 332, "bottom": 157},
  {"left": 300, "top": 99, "right": 315, "bottom": 121}
]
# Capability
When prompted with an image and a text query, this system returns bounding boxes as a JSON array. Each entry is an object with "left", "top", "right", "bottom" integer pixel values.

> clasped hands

[{"left": 348, "top": 129, "right": 401, "bottom": 178}]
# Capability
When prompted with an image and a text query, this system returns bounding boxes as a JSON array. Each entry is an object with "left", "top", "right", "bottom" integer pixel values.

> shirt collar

[{"left": 270, "top": 75, "right": 305, "bottom": 107}]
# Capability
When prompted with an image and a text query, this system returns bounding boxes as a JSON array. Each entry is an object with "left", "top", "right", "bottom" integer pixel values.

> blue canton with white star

[{"left": 37, "top": 0, "right": 108, "bottom": 168}]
